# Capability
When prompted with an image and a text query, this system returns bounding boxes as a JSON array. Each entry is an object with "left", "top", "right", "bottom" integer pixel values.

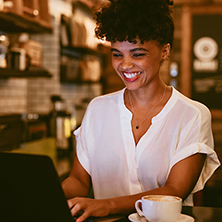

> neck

[
  {"left": 127, "top": 85, "right": 167, "bottom": 129},
  {"left": 127, "top": 84, "right": 166, "bottom": 107}
]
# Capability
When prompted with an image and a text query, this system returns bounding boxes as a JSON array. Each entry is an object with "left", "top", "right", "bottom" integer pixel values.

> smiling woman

[
  {"left": 110, "top": 40, "right": 170, "bottom": 92},
  {"left": 61, "top": 1, "right": 220, "bottom": 222}
]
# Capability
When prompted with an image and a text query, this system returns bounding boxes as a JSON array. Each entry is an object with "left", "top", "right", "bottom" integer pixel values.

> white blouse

[{"left": 74, "top": 87, "right": 220, "bottom": 206}]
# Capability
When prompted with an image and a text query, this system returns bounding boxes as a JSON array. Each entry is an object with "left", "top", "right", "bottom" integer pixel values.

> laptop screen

[{"left": 0, "top": 152, "right": 73, "bottom": 222}]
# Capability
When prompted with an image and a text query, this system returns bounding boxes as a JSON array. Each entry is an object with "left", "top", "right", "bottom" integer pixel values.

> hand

[{"left": 67, "top": 197, "right": 111, "bottom": 222}]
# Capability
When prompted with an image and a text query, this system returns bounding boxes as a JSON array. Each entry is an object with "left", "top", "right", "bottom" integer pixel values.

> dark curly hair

[{"left": 94, "top": 0, "right": 174, "bottom": 48}]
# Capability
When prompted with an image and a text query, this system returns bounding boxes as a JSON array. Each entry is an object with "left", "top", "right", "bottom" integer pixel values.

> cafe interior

[{"left": 0, "top": 0, "right": 222, "bottom": 221}]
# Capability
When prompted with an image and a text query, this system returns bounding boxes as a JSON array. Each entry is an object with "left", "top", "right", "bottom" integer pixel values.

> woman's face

[{"left": 111, "top": 39, "right": 170, "bottom": 91}]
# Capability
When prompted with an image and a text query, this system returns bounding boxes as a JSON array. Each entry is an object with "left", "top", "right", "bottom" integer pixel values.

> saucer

[{"left": 128, "top": 213, "right": 194, "bottom": 222}]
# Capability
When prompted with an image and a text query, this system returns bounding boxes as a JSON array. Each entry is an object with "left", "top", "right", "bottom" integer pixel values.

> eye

[
  {"left": 112, "top": 53, "right": 123, "bottom": 58},
  {"left": 133, "top": 53, "right": 146, "bottom": 58}
]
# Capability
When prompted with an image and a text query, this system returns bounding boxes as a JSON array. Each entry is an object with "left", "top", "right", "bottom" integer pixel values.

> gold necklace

[{"left": 128, "top": 85, "right": 166, "bottom": 129}]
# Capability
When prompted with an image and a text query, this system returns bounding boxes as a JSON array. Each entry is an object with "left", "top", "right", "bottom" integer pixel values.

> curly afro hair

[{"left": 94, "top": 0, "right": 174, "bottom": 48}]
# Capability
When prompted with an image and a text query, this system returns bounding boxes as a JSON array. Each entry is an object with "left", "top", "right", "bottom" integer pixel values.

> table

[
  {"left": 92, "top": 206, "right": 222, "bottom": 222},
  {"left": 181, "top": 206, "right": 222, "bottom": 222},
  {"left": 78, "top": 206, "right": 222, "bottom": 222}
]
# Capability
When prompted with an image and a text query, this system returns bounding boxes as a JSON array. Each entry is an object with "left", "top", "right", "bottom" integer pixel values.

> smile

[{"left": 122, "top": 72, "right": 142, "bottom": 79}]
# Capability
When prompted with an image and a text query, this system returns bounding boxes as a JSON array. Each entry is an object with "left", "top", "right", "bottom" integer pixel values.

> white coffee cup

[{"left": 135, "top": 195, "right": 182, "bottom": 221}]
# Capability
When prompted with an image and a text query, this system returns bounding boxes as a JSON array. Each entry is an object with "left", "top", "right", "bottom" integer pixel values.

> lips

[{"left": 122, "top": 71, "right": 142, "bottom": 82}]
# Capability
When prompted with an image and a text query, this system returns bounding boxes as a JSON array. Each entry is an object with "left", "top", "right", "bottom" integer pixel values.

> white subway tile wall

[
  {"left": 0, "top": 78, "right": 28, "bottom": 114},
  {"left": 0, "top": 0, "right": 102, "bottom": 115}
]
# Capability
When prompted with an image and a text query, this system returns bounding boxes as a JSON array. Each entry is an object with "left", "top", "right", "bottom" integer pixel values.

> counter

[{"left": 10, "top": 137, "right": 74, "bottom": 181}]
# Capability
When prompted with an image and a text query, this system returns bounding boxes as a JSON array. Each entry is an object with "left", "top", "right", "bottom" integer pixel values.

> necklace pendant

[{"left": 136, "top": 125, "right": 139, "bottom": 129}]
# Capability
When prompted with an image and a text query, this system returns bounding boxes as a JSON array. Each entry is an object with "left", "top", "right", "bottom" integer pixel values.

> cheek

[
  {"left": 112, "top": 59, "right": 119, "bottom": 71},
  {"left": 138, "top": 61, "right": 150, "bottom": 71},
  {"left": 145, "top": 56, "right": 162, "bottom": 68}
]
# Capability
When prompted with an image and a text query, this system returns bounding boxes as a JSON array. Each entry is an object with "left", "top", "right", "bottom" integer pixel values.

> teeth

[{"left": 123, "top": 72, "right": 141, "bottom": 78}]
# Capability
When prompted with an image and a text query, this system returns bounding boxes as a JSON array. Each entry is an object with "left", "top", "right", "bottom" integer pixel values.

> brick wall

[
  {"left": 0, "top": 0, "right": 102, "bottom": 119},
  {"left": 0, "top": 78, "right": 27, "bottom": 113}
]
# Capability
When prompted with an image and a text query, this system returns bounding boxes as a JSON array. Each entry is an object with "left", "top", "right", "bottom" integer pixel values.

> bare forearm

[
  {"left": 67, "top": 185, "right": 185, "bottom": 222},
  {"left": 62, "top": 176, "right": 90, "bottom": 199},
  {"left": 109, "top": 153, "right": 206, "bottom": 215},
  {"left": 108, "top": 186, "right": 182, "bottom": 215}
]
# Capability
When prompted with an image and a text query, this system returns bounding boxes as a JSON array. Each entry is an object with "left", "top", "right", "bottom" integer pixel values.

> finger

[
  {"left": 76, "top": 210, "right": 91, "bottom": 222},
  {"left": 67, "top": 198, "right": 80, "bottom": 209},
  {"left": 70, "top": 203, "right": 82, "bottom": 216},
  {"left": 67, "top": 200, "right": 74, "bottom": 209}
]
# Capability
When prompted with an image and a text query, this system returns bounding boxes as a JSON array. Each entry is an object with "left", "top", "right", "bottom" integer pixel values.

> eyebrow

[
  {"left": 111, "top": 48, "right": 120, "bottom": 52},
  {"left": 111, "top": 48, "right": 148, "bottom": 52}
]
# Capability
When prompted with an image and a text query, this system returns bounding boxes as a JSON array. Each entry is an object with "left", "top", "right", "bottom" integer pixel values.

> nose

[{"left": 120, "top": 56, "right": 134, "bottom": 69}]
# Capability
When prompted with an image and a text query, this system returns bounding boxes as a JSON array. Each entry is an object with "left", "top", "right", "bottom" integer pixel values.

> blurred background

[{"left": 0, "top": 0, "right": 221, "bottom": 207}]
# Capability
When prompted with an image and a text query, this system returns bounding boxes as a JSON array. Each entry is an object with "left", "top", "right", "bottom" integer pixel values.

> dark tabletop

[
  {"left": 182, "top": 205, "right": 222, "bottom": 222},
  {"left": 86, "top": 206, "right": 222, "bottom": 222}
]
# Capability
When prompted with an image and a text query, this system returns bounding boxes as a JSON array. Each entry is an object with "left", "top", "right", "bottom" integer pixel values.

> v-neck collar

[{"left": 118, "top": 87, "right": 179, "bottom": 148}]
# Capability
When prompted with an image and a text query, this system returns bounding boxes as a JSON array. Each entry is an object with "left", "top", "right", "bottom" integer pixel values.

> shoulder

[
  {"left": 173, "top": 88, "right": 211, "bottom": 120},
  {"left": 87, "top": 89, "right": 123, "bottom": 111},
  {"left": 81, "top": 89, "right": 124, "bottom": 127},
  {"left": 173, "top": 89, "right": 210, "bottom": 114}
]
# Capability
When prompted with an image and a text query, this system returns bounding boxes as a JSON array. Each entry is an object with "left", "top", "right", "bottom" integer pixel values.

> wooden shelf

[
  {"left": 0, "top": 11, "right": 52, "bottom": 33},
  {"left": 61, "top": 46, "right": 102, "bottom": 59},
  {"left": 60, "top": 78, "right": 101, "bottom": 84},
  {"left": 0, "top": 68, "right": 52, "bottom": 78}
]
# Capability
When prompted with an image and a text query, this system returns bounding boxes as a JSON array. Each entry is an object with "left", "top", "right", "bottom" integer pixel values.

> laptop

[{"left": 0, "top": 152, "right": 74, "bottom": 222}]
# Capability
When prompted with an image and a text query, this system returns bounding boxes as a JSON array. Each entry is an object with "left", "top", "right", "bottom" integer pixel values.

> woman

[{"left": 62, "top": 0, "right": 220, "bottom": 221}]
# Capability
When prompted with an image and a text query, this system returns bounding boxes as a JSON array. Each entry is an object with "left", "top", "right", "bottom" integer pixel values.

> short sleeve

[
  {"left": 74, "top": 127, "right": 90, "bottom": 175},
  {"left": 171, "top": 142, "right": 220, "bottom": 194},
  {"left": 170, "top": 103, "right": 220, "bottom": 194}
]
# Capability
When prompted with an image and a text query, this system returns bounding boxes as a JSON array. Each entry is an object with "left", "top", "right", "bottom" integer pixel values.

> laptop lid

[{"left": 0, "top": 152, "right": 74, "bottom": 222}]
